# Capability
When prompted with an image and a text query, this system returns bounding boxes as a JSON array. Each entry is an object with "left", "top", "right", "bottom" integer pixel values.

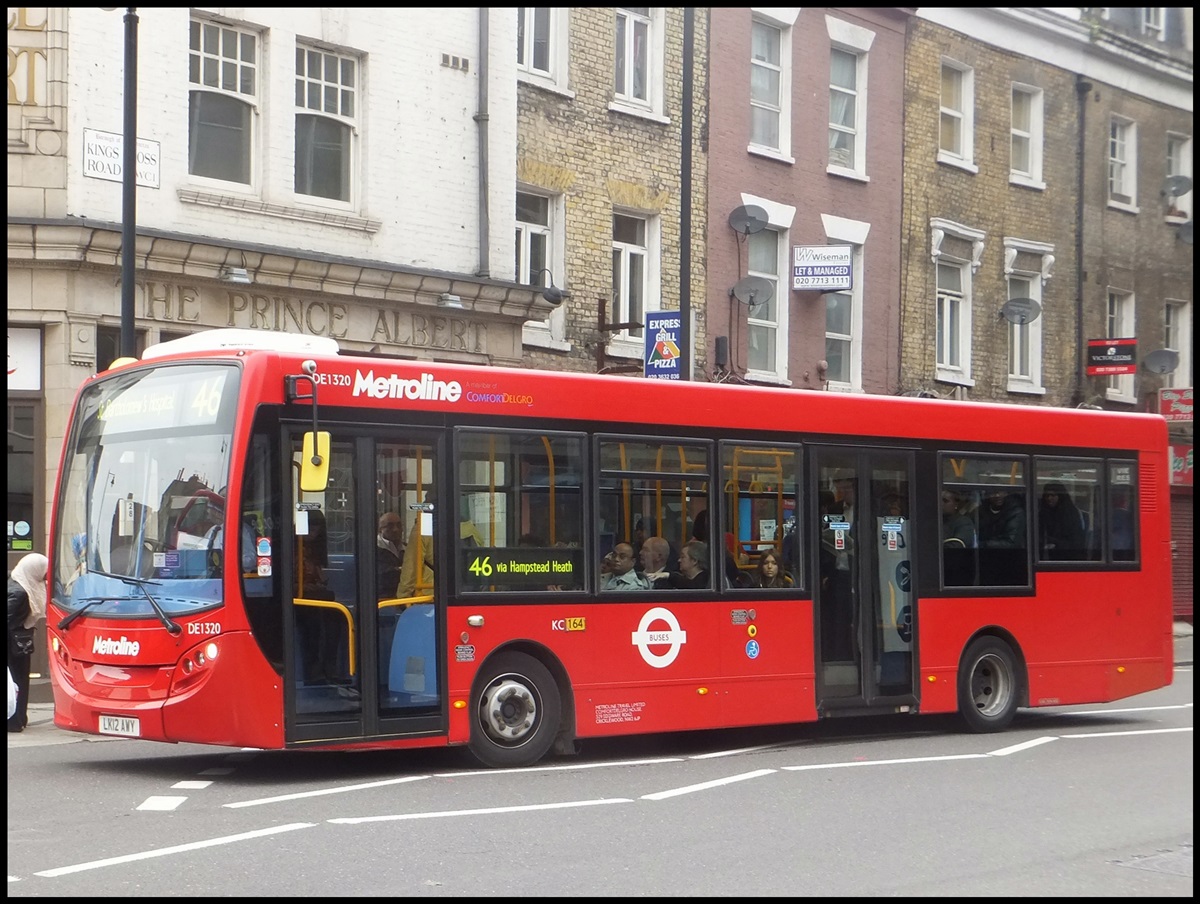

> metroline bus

[{"left": 47, "top": 329, "right": 1174, "bottom": 767}]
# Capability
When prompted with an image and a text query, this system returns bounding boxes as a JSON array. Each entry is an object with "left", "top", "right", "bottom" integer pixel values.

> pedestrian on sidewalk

[{"left": 8, "top": 552, "right": 48, "bottom": 733}]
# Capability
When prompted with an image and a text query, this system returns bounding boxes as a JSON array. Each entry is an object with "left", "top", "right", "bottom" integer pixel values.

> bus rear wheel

[
  {"left": 957, "top": 636, "right": 1020, "bottom": 732},
  {"left": 468, "top": 652, "right": 561, "bottom": 768}
]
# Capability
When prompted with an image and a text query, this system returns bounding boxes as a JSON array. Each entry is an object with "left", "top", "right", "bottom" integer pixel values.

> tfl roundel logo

[{"left": 631, "top": 607, "right": 688, "bottom": 668}]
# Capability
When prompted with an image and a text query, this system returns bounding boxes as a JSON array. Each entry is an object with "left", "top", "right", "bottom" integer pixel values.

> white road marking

[
  {"left": 1057, "top": 702, "right": 1192, "bottom": 716},
  {"left": 225, "top": 774, "right": 430, "bottom": 808},
  {"left": 783, "top": 753, "right": 989, "bottom": 772},
  {"left": 1060, "top": 726, "right": 1192, "bottom": 739},
  {"left": 136, "top": 796, "right": 188, "bottom": 811},
  {"left": 432, "top": 756, "right": 682, "bottom": 777},
  {"left": 329, "top": 797, "right": 632, "bottom": 824},
  {"left": 641, "top": 768, "right": 776, "bottom": 800},
  {"left": 689, "top": 743, "right": 797, "bottom": 759},
  {"left": 987, "top": 737, "right": 1057, "bottom": 756},
  {"left": 172, "top": 780, "right": 213, "bottom": 790},
  {"left": 33, "top": 824, "right": 315, "bottom": 877}
]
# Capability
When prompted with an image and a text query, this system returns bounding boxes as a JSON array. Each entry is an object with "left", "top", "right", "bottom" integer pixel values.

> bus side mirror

[{"left": 300, "top": 431, "right": 331, "bottom": 492}]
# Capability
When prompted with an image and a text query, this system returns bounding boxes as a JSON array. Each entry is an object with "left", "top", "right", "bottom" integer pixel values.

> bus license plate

[{"left": 99, "top": 715, "right": 141, "bottom": 737}]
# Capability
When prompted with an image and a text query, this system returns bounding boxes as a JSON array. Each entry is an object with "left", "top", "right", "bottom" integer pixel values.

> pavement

[{"left": 10, "top": 622, "right": 1192, "bottom": 749}]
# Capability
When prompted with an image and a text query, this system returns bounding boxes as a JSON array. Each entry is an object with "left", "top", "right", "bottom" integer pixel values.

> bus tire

[
  {"left": 468, "top": 652, "right": 561, "bottom": 768},
  {"left": 957, "top": 636, "right": 1020, "bottom": 733}
]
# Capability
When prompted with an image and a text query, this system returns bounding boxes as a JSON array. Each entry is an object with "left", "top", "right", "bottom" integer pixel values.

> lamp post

[{"left": 118, "top": 7, "right": 139, "bottom": 358}]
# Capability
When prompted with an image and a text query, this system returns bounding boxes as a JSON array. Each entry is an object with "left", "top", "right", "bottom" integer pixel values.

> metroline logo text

[
  {"left": 353, "top": 370, "right": 463, "bottom": 402},
  {"left": 93, "top": 636, "right": 140, "bottom": 655}
]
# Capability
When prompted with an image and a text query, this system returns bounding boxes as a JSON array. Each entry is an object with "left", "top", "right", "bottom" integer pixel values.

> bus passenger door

[
  {"left": 813, "top": 448, "right": 916, "bottom": 713},
  {"left": 285, "top": 429, "right": 444, "bottom": 744}
]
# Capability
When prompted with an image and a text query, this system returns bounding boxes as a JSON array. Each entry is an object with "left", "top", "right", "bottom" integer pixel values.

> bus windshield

[{"left": 53, "top": 363, "right": 241, "bottom": 620}]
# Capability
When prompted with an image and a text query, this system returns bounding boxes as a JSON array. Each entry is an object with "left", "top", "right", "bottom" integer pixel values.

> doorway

[
  {"left": 812, "top": 446, "right": 916, "bottom": 710},
  {"left": 284, "top": 427, "right": 444, "bottom": 743}
]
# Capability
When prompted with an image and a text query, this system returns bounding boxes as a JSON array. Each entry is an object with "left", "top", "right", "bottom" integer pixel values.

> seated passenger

[
  {"left": 752, "top": 550, "right": 792, "bottom": 588},
  {"left": 638, "top": 536, "right": 673, "bottom": 589},
  {"left": 600, "top": 542, "right": 651, "bottom": 591},
  {"left": 661, "top": 539, "right": 710, "bottom": 590}
]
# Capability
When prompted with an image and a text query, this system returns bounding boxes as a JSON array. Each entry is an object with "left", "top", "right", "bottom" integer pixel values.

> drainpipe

[
  {"left": 1073, "top": 75, "right": 1092, "bottom": 406},
  {"left": 679, "top": 8, "right": 694, "bottom": 380},
  {"left": 475, "top": 7, "right": 490, "bottom": 278}
]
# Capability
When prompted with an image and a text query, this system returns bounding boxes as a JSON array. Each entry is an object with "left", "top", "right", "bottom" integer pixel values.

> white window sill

[
  {"left": 747, "top": 144, "right": 795, "bottom": 165},
  {"left": 178, "top": 187, "right": 381, "bottom": 233},
  {"left": 1105, "top": 387, "right": 1137, "bottom": 405},
  {"left": 1107, "top": 199, "right": 1140, "bottom": 215},
  {"left": 522, "top": 323, "right": 571, "bottom": 352},
  {"left": 607, "top": 101, "right": 669, "bottom": 125},
  {"left": 1009, "top": 174, "right": 1046, "bottom": 191},
  {"left": 827, "top": 165, "right": 869, "bottom": 183},
  {"left": 824, "top": 382, "right": 863, "bottom": 393},
  {"left": 605, "top": 336, "right": 646, "bottom": 359},
  {"left": 1006, "top": 380, "right": 1046, "bottom": 396},
  {"left": 936, "top": 152, "right": 978, "bottom": 175},
  {"left": 518, "top": 72, "right": 575, "bottom": 100},
  {"left": 935, "top": 368, "right": 975, "bottom": 387},
  {"left": 744, "top": 370, "right": 792, "bottom": 387}
]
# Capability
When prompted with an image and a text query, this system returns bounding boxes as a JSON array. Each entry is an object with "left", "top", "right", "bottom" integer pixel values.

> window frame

[
  {"left": 611, "top": 7, "right": 666, "bottom": 121},
  {"left": 293, "top": 43, "right": 359, "bottom": 207},
  {"left": 825, "top": 15, "right": 874, "bottom": 179},
  {"left": 608, "top": 210, "right": 658, "bottom": 357},
  {"left": 744, "top": 228, "right": 787, "bottom": 382},
  {"left": 187, "top": 17, "right": 259, "bottom": 190},
  {"left": 518, "top": 188, "right": 570, "bottom": 351},
  {"left": 517, "top": 7, "right": 571, "bottom": 94},
  {"left": 1105, "top": 289, "right": 1137, "bottom": 403},
  {"left": 938, "top": 60, "right": 976, "bottom": 173},
  {"left": 1009, "top": 83, "right": 1045, "bottom": 189},
  {"left": 820, "top": 214, "right": 869, "bottom": 392},
  {"left": 1165, "top": 132, "right": 1192, "bottom": 222},
  {"left": 1162, "top": 300, "right": 1192, "bottom": 390},
  {"left": 749, "top": 18, "right": 785, "bottom": 155},
  {"left": 1107, "top": 116, "right": 1139, "bottom": 211}
]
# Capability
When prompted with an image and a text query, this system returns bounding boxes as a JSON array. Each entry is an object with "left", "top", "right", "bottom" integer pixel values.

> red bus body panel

[{"left": 47, "top": 345, "right": 1174, "bottom": 757}]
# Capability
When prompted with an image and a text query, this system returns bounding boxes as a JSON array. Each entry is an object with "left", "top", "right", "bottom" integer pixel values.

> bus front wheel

[
  {"left": 957, "top": 636, "right": 1020, "bottom": 732},
  {"left": 468, "top": 652, "right": 561, "bottom": 768}
]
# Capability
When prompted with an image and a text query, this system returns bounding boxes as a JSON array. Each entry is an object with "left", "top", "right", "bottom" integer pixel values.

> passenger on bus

[
  {"left": 978, "top": 489, "right": 1025, "bottom": 549},
  {"left": 978, "top": 488, "right": 1028, "bottom": 586},
  {"left": 294, "top": 509, "right": 339, "bottom": 684},
  {"left": 661, "top": 539, "right": 710, "bottom": 590},
  {"left": 376, "top": 512, "right": 404, "bottom": 599},
  {"left": 1039, "top": 483, "right": 1085, "bottom": 560},
  {"left": 691, "top": 509, "right": 740, "bottom": 587},
  {"left": 638, "top": 536, "right": 673, "bottom": 589},
  {"left": 1111, "top": 488, "right": 1135, "bottom": 561},
  {"left": 752, "top": 549, "right": 792, "bottom": 588},
  {"left": 941, "top": 490, "right": 976, "bottom": 548},
  {"left": 600, "top": 542, "right": 651, "bottom": 591}
]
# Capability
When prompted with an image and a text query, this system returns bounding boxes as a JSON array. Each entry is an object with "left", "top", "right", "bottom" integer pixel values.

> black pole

[
  {"left": 678, "top": 8, "right": 694, "bottom": 380},
  {"left": 120, "top": 8, "right": 139, "bottom": 359}
]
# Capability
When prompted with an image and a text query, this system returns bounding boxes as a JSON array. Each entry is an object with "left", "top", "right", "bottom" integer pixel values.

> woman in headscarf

[{"left": 8, "top": 552, "right": 48, "bottom": 732}]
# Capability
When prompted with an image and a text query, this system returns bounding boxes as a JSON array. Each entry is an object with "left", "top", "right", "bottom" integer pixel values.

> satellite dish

[
  {"left": 1178, "top": 220, "right": 1193, "bottom": 245},
  {"left": 728, "top": 205, "right": 769, "bottom": 236},
  {"left": 1162, "top": 174, "right": 1193, "bottom": 197},
  {"left": 1142, "top": 349, "right": 1180, "bottom": 375},
  {"left": 999, "top": 297, "right": 1042, "bottom": 324},
  {"left": 731, "top": 276, "right": 774, "bottom": 306}
]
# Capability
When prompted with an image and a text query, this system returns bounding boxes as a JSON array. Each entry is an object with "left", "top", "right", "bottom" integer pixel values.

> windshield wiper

[
  {"left": 58, "top": 597, "right": 114, "bottom": 631},
  {"left": 65, "top": 568, "right": 183, "bottom": 636}
]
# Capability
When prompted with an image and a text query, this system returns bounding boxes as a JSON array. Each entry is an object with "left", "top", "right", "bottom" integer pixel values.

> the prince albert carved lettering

[{"left": 139, "top": 281, "right": 481, "bottom": 352}]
